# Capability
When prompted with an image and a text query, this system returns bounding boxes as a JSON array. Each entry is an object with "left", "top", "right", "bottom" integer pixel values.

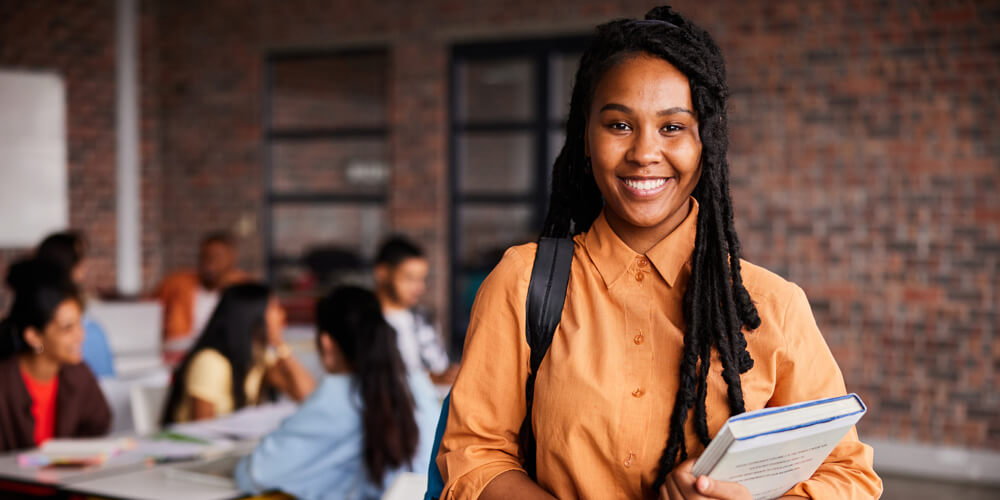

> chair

[
  {"left": 98, "top": 377, "right": 137, "bottom": 434},
  {"left": 130, "top": 382, "right": 169, "bottom": 435},
  {"left": 382, "top": 472, "right": 428, "bottom": 500},
  {"left": 87, "top": 301, "right": 164, "bottom": 378}
]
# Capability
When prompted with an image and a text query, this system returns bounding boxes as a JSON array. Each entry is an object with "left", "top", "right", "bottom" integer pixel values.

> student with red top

[{"left": 0, "top": 258, "right": 111, "bottom": 452}]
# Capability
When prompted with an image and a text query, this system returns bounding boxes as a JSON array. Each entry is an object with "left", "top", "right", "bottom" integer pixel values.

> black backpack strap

[{"left": 519, "top": 236, "right": 575, "bottom": 480}]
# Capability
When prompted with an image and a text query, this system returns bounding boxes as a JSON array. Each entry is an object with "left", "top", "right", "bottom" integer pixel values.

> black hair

[
  {"left": 200, "top": 231, "right": 236, "bottom": 249},
  {"left": 315, "top": 285, "right": 418, "bottom": 484},
  {"left": 375, "top": 235, "right": 424, "bottom": 267},
  {"left": 540, "top": 5, "right": 761, "bottom": 491},
  {"left": 161, "top": 283, "right": 271, "bottom": 425},
  {"left": 0, "top": 258, "right": 82, "bottom": 360},
  {"left": 36, "top": 231, "right": 87, "bottom": 279}
]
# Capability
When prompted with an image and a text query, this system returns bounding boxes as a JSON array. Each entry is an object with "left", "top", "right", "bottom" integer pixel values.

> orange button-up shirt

[{"left": 439, "top": 199, "right": 882, "bottom": 499}]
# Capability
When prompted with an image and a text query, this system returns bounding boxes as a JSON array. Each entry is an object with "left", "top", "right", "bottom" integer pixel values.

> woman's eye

[
  {"left": 662, "top": 124, "right": 683, "bottom": 133},
  {"left": 608, "top": 122, "right": 631, "bottom": 132}
]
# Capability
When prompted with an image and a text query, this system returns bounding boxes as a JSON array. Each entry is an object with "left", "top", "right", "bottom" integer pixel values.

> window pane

[
  {"left": 547, "top": 130, "right": 566, "bottom": 173},
  {"left": 271, "top": 204, "right": 386, "bottom": 259},
  {"left": 456, "top": 58, "right": 534, "bottom": 123},
  {"left": 271, "top": 52, "right": 388, "bottom": 130},
  {"left": 549, "top": 52, "right": 581, "bottom": 121},
  {"left": 271, "top": 139, "right": 389, "bottom": 194},
  {"left": 458, "top": 204, "right": 535, "bottom": 268},
  {"left": 457, "top": 132, "right": 534, "bottom": 194}
]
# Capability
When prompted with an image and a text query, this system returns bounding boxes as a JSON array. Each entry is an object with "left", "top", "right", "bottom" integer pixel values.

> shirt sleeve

[
  {"left": 438, "top": 247, "right": 534, "bottom": 500},
  {"left": 416, "top": 315, "right": 451, "bottom": 374},
  {"left": 184, "top": 350, "right": 232, "bottom": 410},
  {"left": 774, "top": 284, "right": 883, "bottom": 499}
]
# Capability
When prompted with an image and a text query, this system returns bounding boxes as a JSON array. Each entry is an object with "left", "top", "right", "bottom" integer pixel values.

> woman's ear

[{"left": 22, "top": 326, "right": 43, "bottom": 353}]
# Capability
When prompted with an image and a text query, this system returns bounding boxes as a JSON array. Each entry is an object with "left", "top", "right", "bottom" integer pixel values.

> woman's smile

[{"left": 619, "top": 176, "right": 674, "bottom": 198}]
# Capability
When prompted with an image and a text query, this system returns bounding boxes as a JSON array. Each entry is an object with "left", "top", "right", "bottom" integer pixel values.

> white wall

[{"left": 0, "top": 70, "right": 68, "bottom": 247}]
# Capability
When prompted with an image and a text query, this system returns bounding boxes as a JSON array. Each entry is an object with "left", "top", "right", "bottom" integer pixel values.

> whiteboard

[{"left": 0, "top": 69, "right": 68, "bottom": 247}]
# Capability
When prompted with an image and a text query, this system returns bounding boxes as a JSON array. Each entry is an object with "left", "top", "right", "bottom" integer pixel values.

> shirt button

[
  {"left": 632, "top": 388, "right": 644, "bottom": 398},
  {"left": 636, "top": 256, "right": 649, "bottom": 267},
  {"left": 634, "top": 271, "right": 644, "bottom": 282},
  {"left": 633, "top": 333, "right": 644, "bottom": 345}
]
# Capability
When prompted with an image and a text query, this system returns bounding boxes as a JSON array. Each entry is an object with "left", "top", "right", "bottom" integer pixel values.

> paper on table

[
  {"left": 17, "top": 438, "right": 135, "bottom": 467},
  {"left": 167, "top": 401, "right": 297, "bottom": 441},
  {"left": 131, "top": 437, "right": 235, "bottom": 463}
]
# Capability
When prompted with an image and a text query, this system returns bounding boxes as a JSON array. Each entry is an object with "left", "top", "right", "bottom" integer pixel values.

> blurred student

[
  {"left": 374, "top": 236, "right": 458, "bottom": 385},
  {"left": 235, "top": 286, "right": 439, "bottom": 500},
  {"left": 155, "top": 231, "right": 247, "bottom": 363},
  {"left": 160, "top": 283, "right": 314, "bottom": 425},
  {"left": 35, "top": 231, "right": 115, "bottom": 378},
  {"left": 0, "top": 259, "right": 111, "bottom": 452}
]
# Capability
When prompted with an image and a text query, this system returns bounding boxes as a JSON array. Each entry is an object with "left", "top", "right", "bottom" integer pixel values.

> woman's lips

[{"left": 620, "top": 176, "right": 672, "bottom": 198}]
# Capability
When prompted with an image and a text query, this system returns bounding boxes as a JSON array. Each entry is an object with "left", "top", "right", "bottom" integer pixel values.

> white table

[
  {"left": 63, "top": 456, "right": 245, "bottom": 500},
  {"left": 0, "top": 403, "right": 292, "bottom": 499},
  {"left": 0, "top": 450, "right": 146, "bottom": 486}
]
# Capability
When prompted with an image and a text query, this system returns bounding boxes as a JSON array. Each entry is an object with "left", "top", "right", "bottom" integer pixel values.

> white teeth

[{"left": 624, "top": 178, "right": 667, "bottom": 191}]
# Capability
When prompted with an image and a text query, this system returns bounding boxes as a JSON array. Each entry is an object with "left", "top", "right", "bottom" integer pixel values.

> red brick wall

[
  {"left": 0, "top": 0, "right": 118, "bottom": 306},
  {"left": 1, "top": 0, "right": 997, "bottom": 451},
  {"left": 0, "top": 0, "right": 163, "bottom": 308}
]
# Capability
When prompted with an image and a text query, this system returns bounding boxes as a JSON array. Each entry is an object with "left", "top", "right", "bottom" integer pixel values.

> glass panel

[
  {"left": 271, "top": 139, "right": 389, "bottom": 194},
  {"left": 456, "top": 58, "right": 534, "bottom": 123},
  {"left": 271, "top": 52, "right": 388, "bottom": 130},
  {"left": 547, "top": 130, "right": 566, "bottom": 173},
  {"left": 271, "top": 204, "right": 386, "bottom": 260},
  {"left": 549, "top": 51, "right": 582, "bottom": 121},
  {"left": 458, "top": 204, "right": 535, "bottom": 268},
  {"left": 457, "top": 132, "right": 534, "bottom": 194}
]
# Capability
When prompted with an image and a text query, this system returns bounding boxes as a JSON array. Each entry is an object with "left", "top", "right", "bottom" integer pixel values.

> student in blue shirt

[
  {"left": 235, "top": 285, "right": 440, "bottom": 500},
  {"left": 35, "top": 232, "right": 115, "bottom": 378}
]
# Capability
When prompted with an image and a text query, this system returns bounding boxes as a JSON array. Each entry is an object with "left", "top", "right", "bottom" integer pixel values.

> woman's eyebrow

[
  {"left": 599, "top": 103, "right": 632, "bottom": 114},
  {"left": 598, "top": 103, "right": 694, "bottom": 116},
  {"left": 657, "top": 107, "right": 694, "bottom": 116}
]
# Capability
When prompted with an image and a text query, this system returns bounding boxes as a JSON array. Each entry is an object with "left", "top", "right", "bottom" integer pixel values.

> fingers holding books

[{"left": 659, "top": 459, "right": 753, "bottom": 500}]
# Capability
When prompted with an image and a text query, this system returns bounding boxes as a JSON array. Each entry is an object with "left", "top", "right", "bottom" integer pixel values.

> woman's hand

[{"left": 659, "top": 459, "right": 752, "bottom": 500}]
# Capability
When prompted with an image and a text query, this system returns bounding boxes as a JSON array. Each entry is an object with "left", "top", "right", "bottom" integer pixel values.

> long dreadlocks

[{"left": 540, "top": 5, "right": 762, "bottom": 492}]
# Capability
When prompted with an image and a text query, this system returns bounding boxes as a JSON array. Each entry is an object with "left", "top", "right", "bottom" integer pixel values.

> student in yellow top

[
  {"left": 438, "top": 6, "right": 882, "bottom": 500},
  {"left": 161, "top": 283, "right": 315, "bottom": 424}
]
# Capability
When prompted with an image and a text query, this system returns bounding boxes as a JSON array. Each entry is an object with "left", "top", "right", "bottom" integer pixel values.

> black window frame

[
  {"left": 448, "top": 36, "right": 590, "bottom": 356},
  {"left": 262, "top": 47, "right": 391, "bottom": 288}
]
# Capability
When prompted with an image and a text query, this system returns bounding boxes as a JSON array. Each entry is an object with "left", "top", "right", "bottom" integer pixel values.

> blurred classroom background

[{"left": 0, "top": 0, "right": 997, "bottom": 498}]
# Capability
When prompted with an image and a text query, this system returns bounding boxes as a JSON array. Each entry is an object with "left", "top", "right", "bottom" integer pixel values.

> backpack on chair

[{"left": 424, "top": 237, "right": 575, "bottom": 500}]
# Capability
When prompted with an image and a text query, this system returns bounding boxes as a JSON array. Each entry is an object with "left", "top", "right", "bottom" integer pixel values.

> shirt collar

[{"left": 583, "top": 197, "right": 699, "bottom": 289}]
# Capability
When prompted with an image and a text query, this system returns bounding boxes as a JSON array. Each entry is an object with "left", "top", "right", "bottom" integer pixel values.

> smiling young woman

[
  {"left": 436, "top": 5, "right": 882, "bottom": 500},
  {"left": 0, "top": 258, "right": 111, "bottom": 452}
]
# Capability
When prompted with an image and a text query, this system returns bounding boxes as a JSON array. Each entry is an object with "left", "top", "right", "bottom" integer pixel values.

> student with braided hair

[{"left": 438, "top": 6, "right": 881, "bottom": 500}]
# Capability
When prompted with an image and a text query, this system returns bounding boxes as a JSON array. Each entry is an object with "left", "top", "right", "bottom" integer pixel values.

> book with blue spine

[{"left": 691, "top": 393, "right": 867, "bottom": 500}]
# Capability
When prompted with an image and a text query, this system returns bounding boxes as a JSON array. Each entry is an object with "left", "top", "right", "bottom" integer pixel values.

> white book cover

[{"left": 691, "top": 393, "right": 866, "bottom": 500}]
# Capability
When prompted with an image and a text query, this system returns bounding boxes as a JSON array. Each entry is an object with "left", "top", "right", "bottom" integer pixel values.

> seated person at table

[
  {"left": 235, "top": 286, "right": 439, "bottom": 500},
  {"left": 0, "top": 259, "right": 111, "bottom": 452},
  {"left": 35, "top": 230, "right": 115, "bottom": 378},
  {"left": 154, "top": 231, "right": 247, "bottom": 363},
  {"left": 160, "top": 283, "right": 315, "bottom": 424},
  {"left": 374, "top": 236, "right": 458, "bottom": 384}
]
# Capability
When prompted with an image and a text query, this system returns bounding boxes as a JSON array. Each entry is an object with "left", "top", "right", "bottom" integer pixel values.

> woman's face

[
  {"left": 28, "top": 299, "right": 85, "bottom": 365},
  {"left": 586, "top": 53, "right": 702, "bottom": 239}
]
